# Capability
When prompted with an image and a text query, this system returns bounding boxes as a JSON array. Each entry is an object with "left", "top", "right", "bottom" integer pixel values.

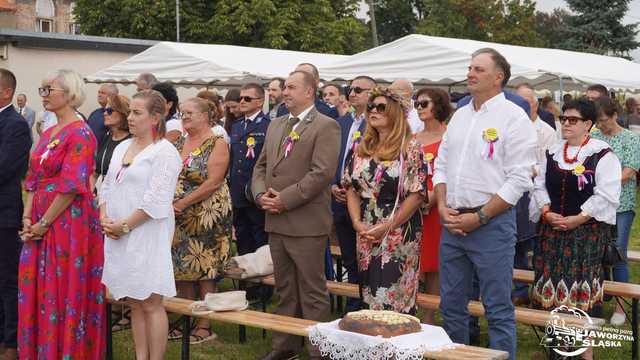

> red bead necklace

[{"left": 563, "top": 136, "right": 590, "bottom": 164}]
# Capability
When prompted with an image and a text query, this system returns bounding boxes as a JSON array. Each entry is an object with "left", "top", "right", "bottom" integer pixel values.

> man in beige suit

[{"left": 252, "top": 70, "right": 340, "bottom": 360}]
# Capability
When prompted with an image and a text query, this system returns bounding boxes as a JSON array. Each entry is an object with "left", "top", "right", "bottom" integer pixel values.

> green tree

[
  {"left": 415, "top": 0, "right": 543, "bottom": 47},
  {"left": 560, "top": 0, "right": 639, "bottom": 58},
  {"left": 535, "top": 8, "right": 570, "bottom": 49},
  {"left": 371, "top": 0, "right": 418, "bottom": 44},
  {"left": 73, "top": 0, "right": 367, "bottom": 54}
]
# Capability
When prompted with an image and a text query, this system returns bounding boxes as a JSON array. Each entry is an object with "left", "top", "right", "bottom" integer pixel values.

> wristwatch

[
  {"left": 121, "top": 222, "right": 131, "bottom": 234},
  {"left": 476, "top": 208, "right": 490, "bottom": 225},
  {"left": 580, "top": 211, "right": 591, "bottom": 219}
]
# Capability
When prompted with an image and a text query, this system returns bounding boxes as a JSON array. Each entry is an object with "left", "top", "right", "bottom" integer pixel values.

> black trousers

[
  {"left": 233, "top": 206, "right": 268, "bottom": 256},
  {"left": 0, "top": 227, "right": 21, "bottom": 348},
  {"left": 233, "top": 206, "right": 271, "bottom": 300}
]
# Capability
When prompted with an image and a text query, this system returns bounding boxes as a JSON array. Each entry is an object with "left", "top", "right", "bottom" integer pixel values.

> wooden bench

[
  {"left": 330, "top": 247, "right": 640, "bottom": 358},
  {"left": 627, "top": 250, "right": 640, "bottom": 263},
  {"left": 257, "top": 275, "right": 603, "bottom": 330},
  {"left": 106, "top": 296, "right": 509, "bottom": 360}
]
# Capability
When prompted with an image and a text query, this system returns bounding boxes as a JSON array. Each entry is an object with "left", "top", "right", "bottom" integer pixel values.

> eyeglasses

[
  {"left": 414, "top": 100, "right": 430, "bottom": 109},
  {"left": 38, "top": 87, "right": 66, "bottom": 97},
  {"left": 558, "top": 115, "right": 586, "bottom": 125},
  {"left": 103, "top": 107, "right": 114, "bottom": 116},
  {"left": 350, "top": 87, "right": 370, "bottom": 94},
  {"left": 367, "top": 102, "right": 387, "bottom": 113},
  {"left": 239, "top": 96, "right": 258, "bottom": 103}
]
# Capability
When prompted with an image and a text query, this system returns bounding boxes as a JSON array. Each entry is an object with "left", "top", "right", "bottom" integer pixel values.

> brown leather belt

[{"left": 454, "top": 206, "right": 483, "bottom": 214}]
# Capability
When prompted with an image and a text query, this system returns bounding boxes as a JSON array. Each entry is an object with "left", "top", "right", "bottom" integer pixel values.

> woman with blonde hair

[
  {"left": 170, "top": 97, "right": 232, "bottom": 343},
  {"left": 100, "top": 90, "right": 182, "bottom": 360},
  {"left": 342, "top": 88, "right": 427, "bottom": 314},
  {"left": 19, "top": 69, "right": 105, "bottom": 359}
]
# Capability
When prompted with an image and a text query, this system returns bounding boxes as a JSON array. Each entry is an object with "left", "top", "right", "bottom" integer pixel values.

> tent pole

[{"left": 558, "top": 75, "right": 564, "bottom": 104}]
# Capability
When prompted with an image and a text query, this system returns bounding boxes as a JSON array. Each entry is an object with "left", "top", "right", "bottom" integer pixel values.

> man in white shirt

[
  {"left": 433, "top": 48, "right": 536, "bottom": 360},
  {"left": 389, "top": 79, "right": 423, "bottom": 133},
  {"left": 16, "top": 94, "right": 35, "bottom": 131}
]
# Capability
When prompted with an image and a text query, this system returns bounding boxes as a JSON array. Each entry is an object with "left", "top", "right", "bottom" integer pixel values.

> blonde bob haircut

[
  {"left": 357, "top": 88, "right": 411, "bottom": 161},
  {"left": 42, "top": 69, "right": 86, "bottom": 108}
]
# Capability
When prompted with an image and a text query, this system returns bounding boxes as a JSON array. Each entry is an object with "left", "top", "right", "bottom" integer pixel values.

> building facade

[{"left": 0, "top": 0, "right": 78, "bottom": 35}]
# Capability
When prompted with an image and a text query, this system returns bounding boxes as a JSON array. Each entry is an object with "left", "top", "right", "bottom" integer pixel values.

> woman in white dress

[{"left": 100, "top": 90, "right": 182, "bottom": 360}]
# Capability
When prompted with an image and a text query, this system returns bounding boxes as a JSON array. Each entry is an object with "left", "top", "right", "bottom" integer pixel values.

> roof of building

[{"left": 0, "top": 28, "right": 157, "bottom": 53}]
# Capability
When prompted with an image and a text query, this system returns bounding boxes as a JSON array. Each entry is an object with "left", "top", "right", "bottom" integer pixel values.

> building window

[
  {"left": 69, "top": 23, "right": 80, "bottom": 34},
  {"left": 37, "top": 18, "right": 53, "bottom": 32}
]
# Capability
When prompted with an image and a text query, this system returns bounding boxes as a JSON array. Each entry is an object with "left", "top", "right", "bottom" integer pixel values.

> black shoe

[{"left": 255, "top": 350, "right": 299, "bottom": 360}]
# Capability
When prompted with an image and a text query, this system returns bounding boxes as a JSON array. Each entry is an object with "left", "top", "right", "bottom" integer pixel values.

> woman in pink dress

[
  {"left": 18, "top": 70, "right": 105, "bottom": 359},
  {"left": 414, "top": 88, "right": 452, "bottom": 324}
]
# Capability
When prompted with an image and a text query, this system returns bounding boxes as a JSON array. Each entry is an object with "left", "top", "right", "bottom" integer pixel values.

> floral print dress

[
  {"left": 19, "top": 120, "right": 105, "bottom": 359},
  {"left": 342, "top": 139, "right": 427, "bottom": 313},
  {"left": 173, "top": 135, "right": 232, "bottom": 281}
]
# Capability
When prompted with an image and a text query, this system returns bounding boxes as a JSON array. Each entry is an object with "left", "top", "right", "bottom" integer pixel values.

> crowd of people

[{"left": 0, "top": 46, "right": 638, "bottom": 360}]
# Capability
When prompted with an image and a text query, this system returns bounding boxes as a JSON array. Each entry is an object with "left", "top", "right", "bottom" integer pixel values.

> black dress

[{"left": 96, "top": 131, "right": 131, "bottom": 180}]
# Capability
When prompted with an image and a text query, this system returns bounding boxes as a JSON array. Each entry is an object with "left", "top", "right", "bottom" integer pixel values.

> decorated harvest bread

[{"left": 338, "top": 310, "right": 422, "bottom": 338}]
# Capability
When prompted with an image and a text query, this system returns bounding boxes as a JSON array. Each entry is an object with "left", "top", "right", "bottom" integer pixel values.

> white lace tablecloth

[{"left": 308, "top": 319, "right": 458, "bottom": 360}]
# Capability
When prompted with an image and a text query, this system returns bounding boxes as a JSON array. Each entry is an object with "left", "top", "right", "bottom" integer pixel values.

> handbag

[{"left": 602, "top": 224, "right": 623, "bottom": 267}]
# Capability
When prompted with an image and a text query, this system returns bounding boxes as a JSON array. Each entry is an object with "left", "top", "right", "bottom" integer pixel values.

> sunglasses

[
  {"left": 38, "top": 86, "right": 66, "bottom": 97},
  {"left": 103, "top": 107, "right": 115, "bottom": 116},
  {"left": 414, "top": 100, "right": 430, "bottom": 109},
  {"left": 558, "top": 115, "right": 586, "bottom": 125},
  {"left": 367, "top": 102, "right": 387, "bottom": 113},
  {"left": 239, "top": 96, "right": 258, "bottom": 103},
  {"left": 350, "top": 86, "right": 370, "bottom": 94}
]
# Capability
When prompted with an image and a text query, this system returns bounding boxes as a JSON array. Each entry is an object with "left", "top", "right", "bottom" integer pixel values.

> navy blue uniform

[
  {"left": 230, "top": 112, "right": 271, "bottom": 256},
  {"left": 276, "top": 98, "right": 339, "bottom": 119},
  {"left": 332, "top": 112, "right": 366, "bottom": 312}
]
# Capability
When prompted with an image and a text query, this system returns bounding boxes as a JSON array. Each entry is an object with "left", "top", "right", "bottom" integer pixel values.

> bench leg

[
  {"left": 336, "top": 257, "right": 343, "bottom": 314},
  {"left": 633, "top": 299, "right": 638, "bottom": 360},
  {"left": 181, "top": 315, "right": 191, "bottom": 360},
  {"left": 106, "top": 302, "right": 113, "bottom": 360},
  {"left": 239, "top": 324, "right": 247, "bottom": 343}
]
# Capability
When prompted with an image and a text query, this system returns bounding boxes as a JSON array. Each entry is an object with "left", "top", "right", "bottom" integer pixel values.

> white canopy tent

[
  {"left": 319, "top": 34, "right": 640, "bottom": 91},
  {"left": 86, "top": 41, "right": 348, "bottom": 86}
]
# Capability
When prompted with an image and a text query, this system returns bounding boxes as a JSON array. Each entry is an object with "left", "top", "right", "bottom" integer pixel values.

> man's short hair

[
  {"left": 515, "top": 82, "right": 534, "bottom": 91},
  {"left": 351, "top": 75, "right": 377, "bottom": 88},
  {"left": 296, "top": 63, "right": 320, "bottom": 82},
  {"left": 322, "top": 83, "right": 342, "bottom": 95},
  {"left": 241, "top": 82, "right": 265, "bottom": 99},
  {"left": 472, "top": 48, "right": 511, "bottom": 88},
  {"left": 0, "top": 68, "right": 16, "bottom": 96},
  {"left": 270, "top": 77, "right": 286, "bottom": 90},
  {"left": 137, "top": 72, "right": 158, "bottom": 87},
  {"left": 289, "top": 70, "right": 317, "bottom": 94},
  {"left": 17, "top": 93, "right": 26, "bottom": 100},
  {"left": 102, "top": 83, "right": 119, "bottom": 95},
  {"left": 587, "top": 84, "right": 608, "bottom": 97}
]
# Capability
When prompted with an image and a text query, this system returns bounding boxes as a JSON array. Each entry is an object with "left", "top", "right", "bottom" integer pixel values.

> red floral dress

[{"left": 19, "top": 120, "right": 105, "bottom": 360}]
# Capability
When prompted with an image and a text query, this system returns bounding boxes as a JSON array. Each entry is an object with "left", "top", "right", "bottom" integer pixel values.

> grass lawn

[{"left": 113, "top": 198, "right": 640, "bottom": 359}]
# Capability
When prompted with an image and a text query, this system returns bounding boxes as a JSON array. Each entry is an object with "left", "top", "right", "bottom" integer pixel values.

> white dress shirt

[
  {"left": 407, "top": 105, "right": 423, "bottom": 134},
  {"left": 528, "top": 139, "right": 621, "bottom": 225},
  {"left": 288, "top": 104, "right": 315, "bottom": 132},
  {"left": 533, "top": 116, "right": 558, "bottom": 173},
  {"left": 433, "top": 92, "right": 537, "bottom": 208}
]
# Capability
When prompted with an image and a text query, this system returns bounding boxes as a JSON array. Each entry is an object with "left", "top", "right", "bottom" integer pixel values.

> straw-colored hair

[
  {"left": 42, "top": 69, "right": 86, "bottom": 108},
  {"left": 357, "top": 87, "right": 411, "bottom": 161}
]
